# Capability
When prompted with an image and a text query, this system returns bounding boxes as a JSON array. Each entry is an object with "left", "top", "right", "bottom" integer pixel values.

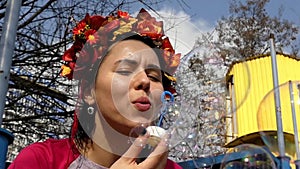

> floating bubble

[
  {"left": 176, "top": 42, "right": 250, "bottom": 126},
  {"left": 169, "top": 41, "right": 250, "bottom": 161},
  {"left": 257, "top": 80, "right": 300, "bottom": 163},
  {"left": 169, "top": 140, "right": 198, "bottom": 160},
  {"left": 193, "top": 154, "right": 216, "bottom": 169},
  {"left": 167, "top": 102, "right": 196, "bottom": 144},
  {"left": 177, "top": 43, "right": 250, "bottom": 112},
  {"left": 128, "top": 123, "right": 148, "bottom": 147},
  {"left": 220, "top": 144, "right": 277, "bottom": 169}
]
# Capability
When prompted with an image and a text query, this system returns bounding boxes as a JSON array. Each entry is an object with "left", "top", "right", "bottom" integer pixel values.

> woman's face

[{"left": 94, "top": 39, "right": 164, "bottom": 135}]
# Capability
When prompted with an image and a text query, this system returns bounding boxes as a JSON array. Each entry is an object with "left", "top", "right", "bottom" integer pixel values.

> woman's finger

[
  {"left": 121, "top": 132, "right": 150, "bottom": 161},
  {"left": 148, "top": 133, "right": 169, "bottom": 157},
  {"left": 138, "top": 134, "right": 169, "bottom": 168}
]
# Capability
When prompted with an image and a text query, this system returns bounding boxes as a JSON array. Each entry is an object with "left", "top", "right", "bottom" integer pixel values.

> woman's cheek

[
  {"left": 150, "top": 87, "right": 163, "bottom": 114},
  {"left": 110, "top": 77, "right": 131, "bottom": 106}
]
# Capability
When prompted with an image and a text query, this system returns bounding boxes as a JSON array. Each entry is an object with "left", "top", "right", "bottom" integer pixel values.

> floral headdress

[{"left": 61, "top": 8, "right": 180, "bottom": 93}]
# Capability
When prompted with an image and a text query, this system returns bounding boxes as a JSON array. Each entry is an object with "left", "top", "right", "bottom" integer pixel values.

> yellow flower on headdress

[
  {"left": 61, "top": 65, "right": 72, "bottom": 77},
  {"left": 164, "top": 72, "right": 177, "bottom": 82},
  {"left": 112, "top": 18, "right": 137, "bottom": 40}
]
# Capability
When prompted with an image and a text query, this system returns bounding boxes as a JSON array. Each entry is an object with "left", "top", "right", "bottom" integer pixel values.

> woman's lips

[
  {"left": 134, "top": 102, "right": 151, "bottom": 111},
  {"left": 133, "top": 97, "right": 151, "bottom": 111}
]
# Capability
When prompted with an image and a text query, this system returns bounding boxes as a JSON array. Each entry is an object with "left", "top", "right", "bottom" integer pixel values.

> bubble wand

[{"left": 157, "top": 91, "right": 174, "bottom": 127}]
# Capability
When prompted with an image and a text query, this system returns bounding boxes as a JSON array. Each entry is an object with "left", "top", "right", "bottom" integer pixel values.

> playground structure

[
  {"left": 225, "top": 53, "right": 300, "bottom": 149},
  {"left": 179, "top": 52, "right": 300, "bottom": 168}
]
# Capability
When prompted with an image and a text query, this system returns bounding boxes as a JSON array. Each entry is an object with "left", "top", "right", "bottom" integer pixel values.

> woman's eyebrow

[
  {"left": 147, "top": 64, "right": 161, "bottom": 70},
  {"left": 114, "top": 59, "right": 138, "bottom": 67}
]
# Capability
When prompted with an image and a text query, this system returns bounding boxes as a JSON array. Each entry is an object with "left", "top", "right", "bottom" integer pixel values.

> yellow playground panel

[{"left": 225, "top": 53, "right": 300, "bottom": 152}]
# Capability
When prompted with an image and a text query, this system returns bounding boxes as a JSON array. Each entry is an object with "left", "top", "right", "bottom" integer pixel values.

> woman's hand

[{"left": 110, "top": 133, "right": 169, "bottom": 169}]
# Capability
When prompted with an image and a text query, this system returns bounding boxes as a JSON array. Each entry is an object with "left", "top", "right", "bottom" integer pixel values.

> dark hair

[{"left": 72, "top": 33, "right": 172, "bottom": 152}]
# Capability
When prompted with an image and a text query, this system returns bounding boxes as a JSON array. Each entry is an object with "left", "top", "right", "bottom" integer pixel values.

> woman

[{"left": 9, "top": 8, "right": 182, "bottom": 169}]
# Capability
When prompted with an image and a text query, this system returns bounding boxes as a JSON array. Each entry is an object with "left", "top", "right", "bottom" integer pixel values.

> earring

[{"left": 87, "top": 106, "right": 95, "bottom": 115}]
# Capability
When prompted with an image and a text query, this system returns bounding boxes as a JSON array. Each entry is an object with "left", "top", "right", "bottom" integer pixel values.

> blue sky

[
  {"left": 133, "top": 0, "right": 300, "bottom": 55},
  {"left": 161, "top": 0, "right": 300, "bottom": 25}
]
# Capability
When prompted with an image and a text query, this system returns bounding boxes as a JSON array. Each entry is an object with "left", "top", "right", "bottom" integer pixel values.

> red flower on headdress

[
  {"left": 62, "top": 47, "right": 76, "bottom": 62},
  {"left": 117, "top": 10, "right": 130, "bottom": 19},
  {"left": 73, "top": 14, "right": 106, "bottom": 41},
  {"left": 161, "top": 37, "right": 181, "bottom": 74},
  {"left": 77, "top": 47, "right": 99, "bottom": 65},
  {"left": 105, "top": 19, "right": 120, "bottom": 33},
  {"left": 85, "top": 29, "right": 99, "bottom": 45},
  {"left": 87, "top": 15, "right": 106, "bottom": 30},
  {"left": 135, "top": 8, "right": 164, "bottom": 40},
  {"left": 73, "top": 22, "right": 86, "bottom": 36}
]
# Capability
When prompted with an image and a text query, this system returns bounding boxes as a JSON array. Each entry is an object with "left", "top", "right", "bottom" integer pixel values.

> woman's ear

[{"left": 83, "top": 86, "right": 96, "bottom": 106}]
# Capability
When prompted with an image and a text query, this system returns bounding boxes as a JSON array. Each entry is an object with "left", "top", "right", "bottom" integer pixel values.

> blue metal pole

[
  {"left": 269, "top": 34, "right": 290, "bottom": 169},
  {"left": 295, "top": 83, "right": 300, "bottom": 169},
  {"left": 0, "top": 0, "right": 22, "bottom": 168},
  {"left": 0, "top": 0, "right": 21, "bottom": 124},
  {"left": 288, "top": 81, "right": 300, "bottom": 169}
]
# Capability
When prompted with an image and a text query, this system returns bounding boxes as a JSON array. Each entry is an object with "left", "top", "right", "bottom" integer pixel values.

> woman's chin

[{"left": 128, "top": 117, "right": 154, "bottom": 127}]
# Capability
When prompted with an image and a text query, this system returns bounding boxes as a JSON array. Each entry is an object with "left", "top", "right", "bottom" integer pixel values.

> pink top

[{"left": 8, "top": 138, "right": 183, "bottom": 169}]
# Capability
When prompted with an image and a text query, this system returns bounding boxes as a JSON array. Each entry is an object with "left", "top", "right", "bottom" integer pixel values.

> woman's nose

[{"left": 133, "top": 70, "right": 150, "bottom": 91}]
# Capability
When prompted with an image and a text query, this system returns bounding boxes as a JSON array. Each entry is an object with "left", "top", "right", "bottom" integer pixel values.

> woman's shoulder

[
  {"left": 8, "top": 138, "right": 79, "bottom": 169},
  {"left": 29, "top": 138, "right": 73, "bottom": 149},
  {"left": 18, "top": 138, "right": 76, "bottom": 155}
]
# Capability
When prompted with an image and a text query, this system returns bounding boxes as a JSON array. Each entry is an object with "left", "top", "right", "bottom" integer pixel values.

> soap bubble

[
  {"left": 220, "top": 144, "right": 277, "bottom": 169},
  {"left": 257, "top": 80, "right": 300, "bottom": 163},
  {"left": 166, "top": 102, "right": 196, "bottom": 147},
  {"left": 176, "top": 43, "right": 251, "bottom": 118},
  {"left": 129, "top": 123, "right": 147, "bottom": 140},
  {"left": 169, "top": 41, "right": 250, "bottom": 161},
  {"left": 193, "top": 154, "right": 216, "bottom": 169},
  {"left": 169, "top": 140, "right": 203, "bottom": 168}
]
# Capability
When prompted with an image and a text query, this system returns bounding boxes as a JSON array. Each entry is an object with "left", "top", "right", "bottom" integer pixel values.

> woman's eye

[
  {"left": 147, "top": 74, "right": 161, "bottom": 82},
  {"left": 116, "top": 70, "right": 132, "bottom": 75},
  {"left": 145, "top": 69, "right": 162, "bottom": 82}
]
